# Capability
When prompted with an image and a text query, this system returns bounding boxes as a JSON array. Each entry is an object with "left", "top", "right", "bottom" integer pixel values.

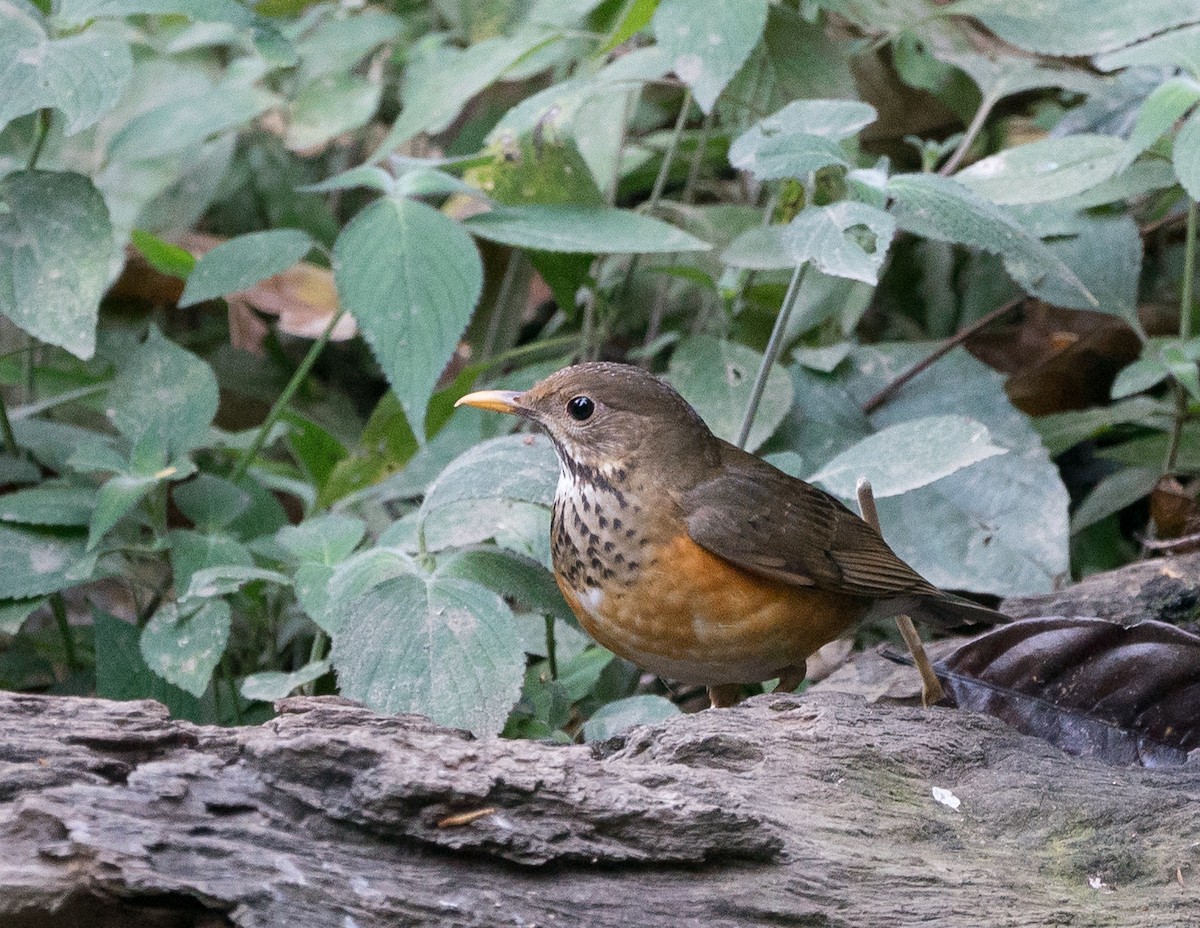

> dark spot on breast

[
  {"left": 627, "top": 561, "right": 640, "bottom": 572},
  {"left": 582, "top": 497, "right": 591, "bottom": 513},
  {"left": 613, "top": 518, "right": 622, "bottom": 531},
  {"left": 614, "top": 553, "right": 625, "bottom": 564},
  {"left": 598, "top": 516, "right": 608, "bottom": 529},
  {"left": 590, "top": 557, "right": 602, "bottom": 570},
  {"left": 604, "top": 541, "right": 614, "bottom": 553},
  {"left": 625, "top": 528, "right": 636, "bottom": 539}
]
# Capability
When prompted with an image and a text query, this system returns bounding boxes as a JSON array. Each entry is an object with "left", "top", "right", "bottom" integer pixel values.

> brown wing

[{"left": 681, "top": 440, "right": 939, "bottom": 599}]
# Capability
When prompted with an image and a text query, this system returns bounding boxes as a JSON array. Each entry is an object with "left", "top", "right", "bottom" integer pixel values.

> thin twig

[
  {"left": 861, "top": 297, "right": 1024, "bottom": 416},
  {"left": 856, "top": 480, "right": 944, "bottom": 708},
  {"left": 736, "top": 263, "right": 806, "bottom": 448},
  {"left": 230, "top": 308, "right": 346, "bottom": 483},
  {"left": 1165, "top": 200, "right": 1197, "bottom": 476},
  {"left": 939, "top": 90, "right": 998, "bottom": 176}
]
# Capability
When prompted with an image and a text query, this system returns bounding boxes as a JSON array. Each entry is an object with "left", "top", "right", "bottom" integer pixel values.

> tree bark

[{"left": 2, "top": 553, "right": 1198, "bottom": 928}]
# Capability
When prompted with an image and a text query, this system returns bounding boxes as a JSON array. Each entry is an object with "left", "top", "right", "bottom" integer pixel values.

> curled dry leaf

[{"left": 936, "top": 616, "right": 1200, "bottom": 767}]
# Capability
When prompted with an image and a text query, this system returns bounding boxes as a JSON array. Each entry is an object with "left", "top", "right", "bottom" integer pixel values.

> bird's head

[{"left": 455, "top": 361, "right": 718, "bottom": 482}]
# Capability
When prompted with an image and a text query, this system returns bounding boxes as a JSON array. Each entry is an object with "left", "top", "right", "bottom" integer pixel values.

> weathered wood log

[{"left": 2, "top": 682, "right": 1197, "bottom": 928}]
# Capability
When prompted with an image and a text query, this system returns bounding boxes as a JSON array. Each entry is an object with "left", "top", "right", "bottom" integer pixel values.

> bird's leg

[
  {"left": 774, "top": 662, "right": 806, "bottom": 694},
  {"left": 707, "top": 683, "right": 741, "bottom": 708}
]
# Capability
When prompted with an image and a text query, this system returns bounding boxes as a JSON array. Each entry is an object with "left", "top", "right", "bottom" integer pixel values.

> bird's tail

[{"left": 870, "top": 591, "right": 1008, "bottom": 628}]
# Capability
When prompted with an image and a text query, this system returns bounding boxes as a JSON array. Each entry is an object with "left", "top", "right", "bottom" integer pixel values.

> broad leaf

[
  {"left": 956, "top": 135, "right": 1129, "bottom": 205},
  {"left": 286, "top": 73, "right": 382, "bottom": 152},
  {"left": 421, "top": 433, "right": 558, "bottom": 519},
  {"left": 651, "top": 0, "right": 769, "bottom": 112},
  {"left": 0, "top": 486, "right": 96, "bottom": 527},
  {"left": 277, "top": 514, "right": 367, "bottom": 564},
  {"left": 1174, "top": 108, "right": 1200, "bottom": 200},
  {"left": 1126, "top": 77, "right": 1200, "bottom": 160},
  {"left": 0, "top": 11, "right": 132, "bottom": 135},
  {"left": 319, "top": 546, "right": 417, "bottom": 635},
  {"left": 331, "top": 572, "right": 525, "bottom": 735},
  {"left": 437, "top": 546, "right": 576, "bottom": 626},
  {"left": 173, "top": 475, "right": 253, "bottom": 534},
  {"left": 582, "top": 694, "right": 681, "bottom": 741},
  {"left": 108, "top": 82, "right": 277, "bottom": 163},
  {"left": 667, "top": 335, "right": 793, "bottom": 453},
  {"left": 1094, "top": 23, "right": 1200, "bottom": 76},
  {"left": 951, "top": 0, "right": 1200, "bottom": 56},
  {"left": 140, "top": 599, "right": 231, "bottom": 697},
  {"left": 184, "top": 565, "right": 291, "bottom": 600},
  {"left": 1070, "top": 466, "right": 1161, "bottom": 533},
  {"left": 169, "top": 530, "right": 254, "bottom": 601},
  {"left": 0, "top": 597, "right": 43, "bottom": 636},
  {"left": 784, "top": 202, "right": 896, "bottom": 285},
  {"left": 0, "top": 171, "right": 112, "bottom": 359},
  {"left": 810, "top": 415, "right": 1006, "bottom": 500},
  {"left": 938, "top": 616, "right": 1200, "bottom": 766},
  {"left": 728, "top": 99, "right": 876, "bottom": 180},
  {"left": 106, "top": 327, "right": 219, "bottom": 457},
  {"left": 179, "top": 229, "right": 315, "bottom": 307},
  {"left": 464, "top": 205, "right": 710, "bottom": 253},
  {"left": 887, "top": 173, "right": 1096, "bottom": 308},
  {"left": 94, "top": 608, "right": 203, "bottom": 721},
  {"left": 334, "top": 196, "right": 483, "bottom": 440},
  {"left": 88, "top": 473, "right": 155, "bottom": 550},
  {"left": 0, "top": 526, "right": 88, "bottom": 599},
  {"left": 241, "top": 660, "right": 330, "bottom": 701}
]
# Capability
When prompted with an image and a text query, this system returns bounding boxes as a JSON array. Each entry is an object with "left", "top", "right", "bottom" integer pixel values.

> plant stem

[
  {"left": 736, "top": 263, "right": 806, "bottom": 449},
  {"left": 682, "top": 107, "right": 715, "bottom": 206},
  {"left": 481, "top": 250, "right": 525, "bottom": 362},
  {"left": 861, "top": 297, "right": 1024, "bottom": 416},
  {"left": 939, "top": 90, "right": 999, "bottom": 176},
  {"left": 49, "top": 593, "right": 78, "bottom": 670},
  {"left": 544, "top": 615, "right": 557, "bottom": 680},
  {"left": 230, "top": 308, "right": 345, "bottom": 483},
  {"left": 1164, "top": 199, "right": 1198, "bottom": 474},
  {"left": 0, "top": 389, "right": 19, "bottom": 458},
  {"left": 26, "top": 109, "right": 50, "bottom": 171}
]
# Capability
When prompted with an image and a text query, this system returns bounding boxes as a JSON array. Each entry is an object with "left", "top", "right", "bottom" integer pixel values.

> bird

[{"left": 455, "top": 361, "right": 1005, "bottom": 708}]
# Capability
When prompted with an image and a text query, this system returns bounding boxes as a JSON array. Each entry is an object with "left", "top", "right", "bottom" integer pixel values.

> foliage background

[{"left": 1, "top": 0, "right": 1197, "bottom": 737}]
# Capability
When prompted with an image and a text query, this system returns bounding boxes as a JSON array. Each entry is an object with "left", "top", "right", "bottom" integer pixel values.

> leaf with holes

[
  {"left": 667, "top": 335, "right": 793, "bottom": 453},
  {"left": 784, "top": 202, "right": 896, "bottom": 285}
]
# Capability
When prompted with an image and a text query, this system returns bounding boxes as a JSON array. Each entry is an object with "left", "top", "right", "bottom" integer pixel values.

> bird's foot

[
  {"left": 707, "top": 683, "right": 741, "bottom": 708},
  {"left": 774, "top": 662, "right": 806, "bottom": 694}
]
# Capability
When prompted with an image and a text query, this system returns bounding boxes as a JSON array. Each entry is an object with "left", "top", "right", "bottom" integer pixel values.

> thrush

[{"left": 456, "top": 361, "right": 1004, "bottom": 707}]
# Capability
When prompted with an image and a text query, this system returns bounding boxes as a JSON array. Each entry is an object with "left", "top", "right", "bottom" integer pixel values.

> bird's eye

[{"left": 567, "top": 395, "right": 595, "bottom": 422}]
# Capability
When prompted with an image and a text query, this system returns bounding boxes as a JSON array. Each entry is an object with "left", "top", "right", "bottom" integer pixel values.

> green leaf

[
  {"left": 334, "top": 196, "right": 483, "bottom": 440},
  {"left": 464, "top": 205, "right": 710, "bottom": 253},
  {"left": 651, "top": 0, "right": 769, "bottom": 111},
  {"left": 601, "top": 0, "right": 657, "bottom": 50},
  {"left": 582, "top": 694, "right": 681, "bottom": 741},
  {"left": 240, "top": 660, "right": 330, "bottom": 701},
  {"left": 59, "top": 0, "right": 260, "bottom": 27},
  {"left": 1033, "top": 397, "right": 1171, "bottom": 456},
  {"left": 0, "top": 11, "right": 132, "bottom": 135},
  {"left": 0, "top": 486, "right": 96, "bottom": 527},
  {"left": 951, "top": 0, "right": 1200, "bottom": 56},
  {"left": 169, "top": 529, "right": 254, "bottom": 599},
  {"left": 421, "top": 433, "right": 558, "bottom": 520},
  {"left": 886, "top": 173, "right": 1097, "bottom": 308},
  {"left": 108, "top": 82, "right": 277, "bottom": 163},
  {"left": 0, "top": 170, "right": 112, "bottom": 359},
  {"left": 173, "top": 475, "right": 253, "bottom": 533},
  {"left": 784, "top": 202, "right": 896, "bottom": 285},
  {"left": 294, "top": 9, "right": 404, "bottom": 81},
  {"left": 1060, "top": 160, "right": 1178, "bottom": 210},
  {"left": 0, "top": 525, "right": 88, "bottom": 598},
  {"left": 277, "top": 514, "right": 366, "bottom": 565},
  {"left": 286, "top": 73, "right": 382, "bottom": 152},
  {"left": 840, "top": 346, "right": 1069, "bottom": 595},
  {"left": 140, "top": 599, "right": 231, "bottom": 697},
  {"left": 300, "top": 165, "right": 396, "bottom": 195},
  {"left": 722, "top": 225, "right": 792, "bottom": 270},
  {"left": 1126, "top": 77, "right": 1200, "bottom": 160},
  {"left": 0, "top": 597, "right": 43, "bottom": 636},
  {"left": 809, "top": 415, "right": 1006, "bottom": 500},
  {"left": 319, "top": 546, "right": 418, "bottom": 635},
  {"left": 369, "top": 32, "right": 553, "bottom": 161},
  {"left": 1095, "top": 23, "right": 1200, "bottom": 76},
  {"left": 437, "top": 546, "right": 576, "bottom": 626},
  {"left": 130, "top": 229, "right": 196, "bottom": 278},
  {"left": 955, "top": 135, "right": 1130, "bottom": 205},
  {"left": 179, "top": 229, "right": 315, "bottom": 307},
  {"left": 106, "top": 327, "right": 219, "bottom": 457},
  {"left": 88, "top": 473, "right": 155, "bottom": 550},
  {"left": 184, "top": 565, "right": 291, "bottom": 600},
  {"left": 667, "top": 335, "right": 792, "bottom": 453},
  {"left": 1174, "top": 107, "right": 1200, "bottom": 200},
  {"left": 94, "top": 608, "right": 204, "bottom": 721},
  {"left": 728, "top": 99, "right": 875, "bottom": 180},
  {"left": 331, "top": 573, "right": 525, "bottom": 735},
  {"left": 1071, "top": 466, "right": 1161, "bottom": 533}
]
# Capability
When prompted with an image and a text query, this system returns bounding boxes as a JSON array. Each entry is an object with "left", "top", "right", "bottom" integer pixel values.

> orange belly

[{"left": 556, "top": 534, "right": 869, "bottom": 685}]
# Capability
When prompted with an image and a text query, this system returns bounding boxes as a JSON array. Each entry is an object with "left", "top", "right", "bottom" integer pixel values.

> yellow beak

[{"left": 454, "top": 389, "right": 525, "bottom": 415}]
